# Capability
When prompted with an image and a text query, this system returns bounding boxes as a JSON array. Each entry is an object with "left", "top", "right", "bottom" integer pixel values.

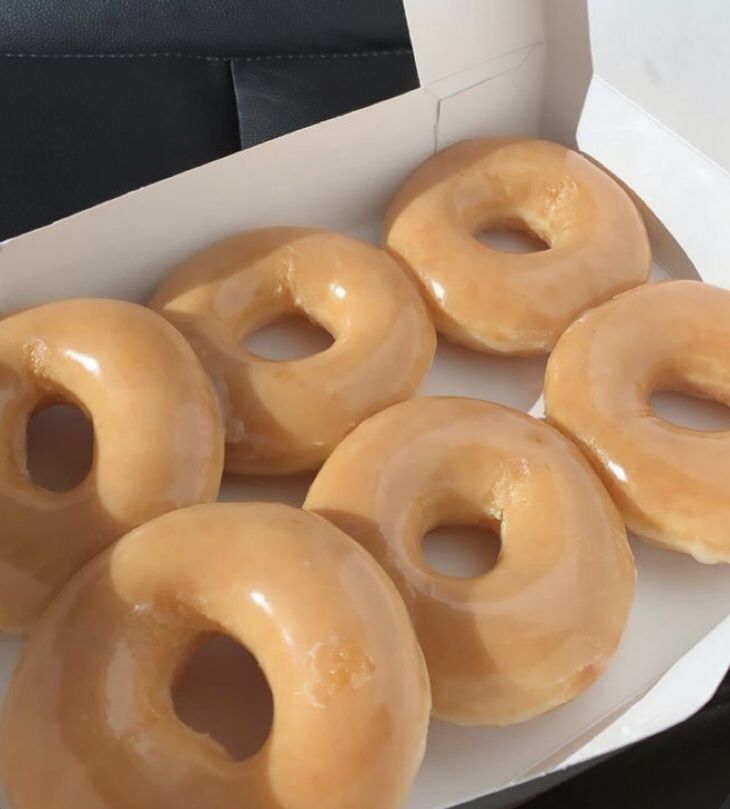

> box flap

[
  {"left": 588, "top": 0, "right": 730, "bottom": 172},
  {"left": 577, "top": 0, "right": 730, "bottom": 286},
  {"left": 560, "top": 612, "right": 730, "bottom": 770},
  {"left": 404, "top": 0, "right": 543, "bottom": 86}
]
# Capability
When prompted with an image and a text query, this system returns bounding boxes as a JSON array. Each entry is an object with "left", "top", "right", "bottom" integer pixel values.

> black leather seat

[{"left": 0, "top": 0, "right": 418, "bottom": 239}]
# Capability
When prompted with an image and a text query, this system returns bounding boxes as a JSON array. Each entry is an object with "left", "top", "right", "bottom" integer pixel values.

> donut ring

[
  {"left": 1, "top": 503, "right": 431, "bottom": 809},
  {"left": 545, "top": 280, "right": 730, "bottom": 563},
  {"left": 385, "top": 138, "right": 651, "bottom": 355},
  {"left": 150, "top": 227, "right": 436, "bottom": 475},
  {"left": 0, "top": 299, "right": 224, "bottom": 631},
  {"left": 305, "top": 397, "right": 635, "bottom": 725}
]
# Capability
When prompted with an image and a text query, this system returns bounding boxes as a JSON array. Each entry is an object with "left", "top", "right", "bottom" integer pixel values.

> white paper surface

[
  {"left": 587, "top": 0, "right": 730, "bottom": 172},
  {"left": 577, "top": 0, "right": 730, "bottom": 288},
  {"left": 560, "top": 611, "right": 730, "bottom": 770},
  {"left": 404, "top": 0, "right": 543, "bottom": 87},
  {"left": 430, "top": 44, "right": 545, "bottom": 150},
  {"left": 2, "top": 2, "right": 730, "bottom": 808},
  {"left": 577, "top": 77, "right": 730, "bottom": 290}
]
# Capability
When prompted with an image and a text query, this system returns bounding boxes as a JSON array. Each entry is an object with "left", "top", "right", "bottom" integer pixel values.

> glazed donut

[
  {"left": 305, "top": 397, "right": 635, "bottom": 725},
  {"left": 545, "top": 280, "right": 730, "bottom": 563},
  {"left": 385, "top": 138, "right": 651, "bottom": 354},
  {"left": 0, "top": 299, "right": 224, "bottom": 631},
  {"left": 1, "top": 503, "right": 431, "bottom": 809},
  {"left": 150, "top": 227, "right": 436, "bottom": 475}
]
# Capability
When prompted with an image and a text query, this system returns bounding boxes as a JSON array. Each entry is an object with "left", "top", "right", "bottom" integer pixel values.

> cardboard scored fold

[{"left": 2, "top": 2, "right": 730, "bottom": 808}]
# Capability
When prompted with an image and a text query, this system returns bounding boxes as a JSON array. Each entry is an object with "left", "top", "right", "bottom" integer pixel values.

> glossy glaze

[
  {"left": 1, "top": 503, "right": 431, "bottom": 809},
  {"left": 0, "top": 299, "right": 224, "bottom": 631},
  {"left": 545, "top": 280, "right": 730, "bottom": 563},
  {"left": 385, "top": 138, "right": 651, "bottom": 355},
  {"left": 305, "top": 398, "right": 635, "bottom": 725},
  {"left": 150, "top": 227, "right": 437, "bottom": 475}
]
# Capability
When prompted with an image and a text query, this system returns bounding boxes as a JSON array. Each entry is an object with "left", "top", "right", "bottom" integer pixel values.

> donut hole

[
  {"left": 26, "top": 402, "right": 94, "bottom": 492},
  {"left": 421, "top": 523, "right": 501, "bottom": 578},
  {"left": 172, "top": 633, "right": 273, "bottom": 761},
  {"left": 244, "top": 314, "right": 334, "bottom": 361},
  {"left": 650, "top": 390, "right": 730, "bottom": 432},
  {"left": 476, "top": 220, "right": 549, "bottom": 254}
]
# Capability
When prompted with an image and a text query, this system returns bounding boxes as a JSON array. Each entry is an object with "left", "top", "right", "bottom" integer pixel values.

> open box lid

[{"left": 578, "top": 0, "right": 730, "bottom": 288}]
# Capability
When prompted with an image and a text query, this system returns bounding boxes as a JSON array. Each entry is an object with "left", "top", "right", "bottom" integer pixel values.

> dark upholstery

[{"left": 0, "top": 0, "right": 417, "bottom": 239}]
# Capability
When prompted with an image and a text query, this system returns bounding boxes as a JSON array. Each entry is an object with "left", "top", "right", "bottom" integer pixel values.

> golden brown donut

[
  {"left": 150, "top": 227, "right": 436, "bottom": 475},
  {"left": 1, "top": 502, "right": 431, "bottom": 809},
  {"left": 545, "top": 280, "right": 730, "bottom": 563},
  {"left": 305, "top": 397, "right": 635, "bottom": 725},
  {"left": 0, "top": 299, "right": 224, "bottom": 631},
  {"left": 385, "top": 138, "right": 651, "bottom": 355}
]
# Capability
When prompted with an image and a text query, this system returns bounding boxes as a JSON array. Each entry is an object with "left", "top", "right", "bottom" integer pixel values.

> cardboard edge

[
  {"left": 560, "top": 612, "right": 730, "bottom": 768},
  {"left": 577, "top": 76, "right": 730, "bottom": 287},
  {"left": 404, "top": 0, "right": 545, "bottom": 88},
  {"left": 0, "top": 88, "right": 439, "bottom": 312},
  {"left": 432, "top": 44, "right": 546, "bottom": 151}
]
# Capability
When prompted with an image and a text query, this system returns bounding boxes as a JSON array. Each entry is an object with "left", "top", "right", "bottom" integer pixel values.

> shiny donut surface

[
  {"left": 385, "top": 138, "right": 651, "bottom": 354},
  {"left": 306, "top": 397, "right": 635, "bottom": 724},
  {"left": 1, "top": 503, "right": 431, "bottom": 809},
  {"left": 546, "top": 280, "right": 730, "bottom": 563},
  {"left": 150, "top": 227, "right": 436, "bottom": 475},
  {"left": 0, "top": 298, "right": 224, "bottom": 631}
]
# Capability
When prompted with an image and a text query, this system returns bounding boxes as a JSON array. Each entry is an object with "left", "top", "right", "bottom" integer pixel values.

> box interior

[{"left": 2, "top": 2, "right": 730, "bottom": 808}]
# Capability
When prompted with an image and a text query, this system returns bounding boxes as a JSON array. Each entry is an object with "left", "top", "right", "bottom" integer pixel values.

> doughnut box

[{"left": 2, "top": 1, "right": 730, "bottom": 807}]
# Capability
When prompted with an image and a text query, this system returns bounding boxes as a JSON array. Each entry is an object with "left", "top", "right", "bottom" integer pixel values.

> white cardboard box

[{"left": 2, "top": 2, "right": 730, "bottom": 807}]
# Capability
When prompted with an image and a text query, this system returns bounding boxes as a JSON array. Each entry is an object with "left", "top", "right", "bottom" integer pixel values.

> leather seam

[{"left": 0, "top": 48, "right": 412, "bottom": 61}]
